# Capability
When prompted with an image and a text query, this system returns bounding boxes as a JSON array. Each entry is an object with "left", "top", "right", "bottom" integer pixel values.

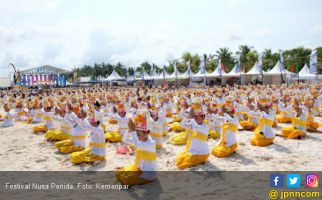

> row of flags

[{"left": 20, "top": 74, "right": 67, "bottom": 86}]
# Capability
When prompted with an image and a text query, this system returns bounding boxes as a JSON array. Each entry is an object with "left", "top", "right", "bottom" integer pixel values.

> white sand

[{"left": 0, "top": 111, "right": 321, "bottom": 171}]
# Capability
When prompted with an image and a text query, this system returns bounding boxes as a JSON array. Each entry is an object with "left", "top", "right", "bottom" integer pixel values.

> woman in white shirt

[
  {"left": 116, "top": 113, "right": 157, "bottom": 186},
  {"left": 250, "top": 96, "right": 276, "bottom": 146},
  {"left": 176, "top": 101, "right": 210, "bottom": 169}
]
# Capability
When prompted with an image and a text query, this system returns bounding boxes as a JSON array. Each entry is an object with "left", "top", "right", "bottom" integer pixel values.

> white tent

[
  {"left": 191, "top": 69, "right": 205, "bottom": 78},
  {"left": 298, "top": 64, "right": 316, "bottom": 80},
  {"left": 245, "top": 62, "right": 261, "bottom": 75},
  {"left": 206, "top": 63, "right": 227, "bottom": 77},
  {"left": 177, "top": 68, "right": 190, "bottom": 79},
  {"left": 222, "top": 63, "right": 241, "bottom": 77},
  {"left": 143, "top": 72, "right": 154, "bottom": 80},
  {"left": 101, "top": 70, "right": 126, "bottom": 81},
  {"left": 164, "top": 71, "right": 176, "bottom": 80},
  {"left": 154, "top": 71, "right": 165, "bottom": 80}
]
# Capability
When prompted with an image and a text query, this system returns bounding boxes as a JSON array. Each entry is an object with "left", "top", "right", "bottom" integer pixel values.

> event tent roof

[
  {"left": 245, "top": 62, "right": 262, "bottom": 75},
  {"left": 101, "top": 70, "right": 126, "bottom": 81}
]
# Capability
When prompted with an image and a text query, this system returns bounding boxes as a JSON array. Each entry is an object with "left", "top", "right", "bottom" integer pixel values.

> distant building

[{"left": 19, "top": 65, "right": 71, "bottom": 86}]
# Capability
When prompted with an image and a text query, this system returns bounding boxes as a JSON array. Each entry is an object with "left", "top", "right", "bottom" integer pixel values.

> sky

[{"left": 0, "top": 0, "right": 322, "bottom": 75}]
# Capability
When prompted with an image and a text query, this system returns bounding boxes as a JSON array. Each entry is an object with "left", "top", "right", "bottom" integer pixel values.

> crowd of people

[{"left": 0, "top": 83, "right": 321, "bottom": 186}]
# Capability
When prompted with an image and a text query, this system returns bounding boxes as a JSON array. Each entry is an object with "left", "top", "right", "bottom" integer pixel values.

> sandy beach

[{"left": 0, "top": 109, "right": 321, "bottom": 171}]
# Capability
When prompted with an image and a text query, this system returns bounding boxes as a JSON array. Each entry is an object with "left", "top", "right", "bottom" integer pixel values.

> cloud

[
  {"left": 311, "top": 25, "right": 322, "bottom": 36},
  {"left": 252, "top": 27, "right": 272, "bottom": 38}
]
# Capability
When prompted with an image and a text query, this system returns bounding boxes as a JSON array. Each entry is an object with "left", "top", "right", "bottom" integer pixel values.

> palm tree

[
  {"left": 215, "top": 47, "right": 234, "bottom": 72},
  {"left": 262, "top": 49, "right": 279, "bottom": 71},
  {"left": 236, "top": 45, "right": 254, "bottom": 71}
]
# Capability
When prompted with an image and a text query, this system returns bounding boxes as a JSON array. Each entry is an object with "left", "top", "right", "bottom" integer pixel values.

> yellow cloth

[
  {"left": 115, "top": 148, "right": 156, "bottom": 185},
  {"left": 105, "top": 131, "right": 122, "bottom": 142},
  {"left": 212, "top": 143, "right": 238, "bottom": 158},
  {"left": 45, "top": 130, "right": 72, "bottom": 141},
  {"left": 166, "top": 112, "right": 173, "bottom": 118},
  {"left": 250, "top": 118, "right": 274, "bottom": 147},
  {"left": 133, "top": 149, "right": 156, "bottom": 169},
  {"left": 176, "top": 151, "right": 209, "bottom": 169},
  {"left": 70, "top": 148, "right": 105, "bottom": 164},
  {"left": 240, "top": 118, "right": 257, "bottom": 130},
  {"left": 306, "top": 114, "right": 319, "bottom": 131},
  {"left": 115, "top": 165, "right": 152, "bottom": 186},
  {"left": 208, "top": 130, "right": 220, "bottom": 139},
  {"left": 185, "top": 131, "right": 208, "bottom": 152},
  {"left": 163, "top": 131, "right": 169, "bottom": 136},
  {"left": 32, "top": 124, "right": 48, "bottom": 134},
  {"left": 276, "top": 112, "right": 292, "bottom": 123},
  {"left": 281, "top": 126, "right": 306, "bottom": 139},
  {"left": 54, "top": 140, "right": 84, "bottom": 154},
  {"left": 212, "top": 122, "right": 238, "bottom": 157},
  {"left": 171, "top": 131, "right": 188, "bottom": 145},
  {"left": 173, "top": 115, "right": 182, "bottom": 122},
  {"left": 170, "top": 122, "right": 186, "bottom": 132},
  {"left": 108, "top": 119, "right": 118, "bottom": 124}
]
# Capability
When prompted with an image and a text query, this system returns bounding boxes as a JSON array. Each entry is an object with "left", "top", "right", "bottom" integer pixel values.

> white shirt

[
  {"left": 69, "top": 112, "right": 89, "bottom": 147},
  {"left": 219, "top": 113, "right": 238, "bottom": 147},
  {"left": 123, "top": 131, "right": 157, "bottom": 172},
  {"left": 86, "top": 125, "right": 105, "bottom": 156},
  {"left": 181, "top": 118, "right": 210, "bottom": 155},
  {"left": 259, "top": 111, "right": 275, "bottom": 138},
  {"left": 1, "top": 111, "right": 15, "bottom": 127}
]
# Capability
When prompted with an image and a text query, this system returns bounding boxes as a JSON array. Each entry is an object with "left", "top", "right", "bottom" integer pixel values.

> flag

[
  {"left": 310, "top": 50, "right": 317, "bottom": 74},
  {"left": 290, "top": 64, "right": 295, "bottom": 73},
  {"left": 217, "top": 60, "right": 222, "bottom": 76},
  {"left": 186, "top": 60, "right": 191, "bottom": 77},
  {"left": 295, "top": 63, "right": 299, "bottom": 73},
  {"left": 258, "top": 53, "right": 263, "bottom": 74},
  {"left": 221, "top": 63, "right": 226, "bottom": 72},
  {"left": 174, "top": 62, "right": 178, "bottom": 78},
  {"left": 236, "top": 55, "right": 241, "bottom": 73},
  {"left": 199, "top": 60, "right": 205, "bottom": 74},
  {"left": 280, "top": 50, "right": 285, "bottom": 72}
]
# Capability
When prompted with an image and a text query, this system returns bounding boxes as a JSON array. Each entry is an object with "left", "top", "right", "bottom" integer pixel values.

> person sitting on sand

[
  {"left": 116, "top": 113, "right": 157, "bottom": 186},
  {"left": 70, "top": 107, "right": 106, "bottom": 164},
  {"left": 304, "top": 95, "right": 320, "bottom": 132},
  {"left": 44, "top": 104, "right": 73, "bottom": 141},
  {"left": 176, "top": 100, "right": 209, "bottom": 169},
  {"left": 205, "top": 101, "right": 224, "bottom": 139},
  {"left": 212, "top": 98, "right": 239, "bottom": 158},
  {"left": 32, "top": 102, "right": 56, "bottom": 134},
  {"left": 1, "top": 103, "right": 15, "bottom": 127},
  {"left": 147, "top": 104, "right": 166, "bottom": 149},
  {"left": 55, "top": 106, "right": 89, "bottom": 154},
  {"left": 281, "top": 98, "right": 308, "bottom": 139},
  {"left": 250, "top": 95, "right": 275, "bottom": 147},
  {"left": 14, "top": 100, "right": 27, "bottom": 122},
  {"left": 105, "top": 103, "right": 129, "bottom": 143}
]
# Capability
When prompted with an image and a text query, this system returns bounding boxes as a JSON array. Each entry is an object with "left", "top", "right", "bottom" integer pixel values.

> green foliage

[{"left": 72, "top": 46, "right": 322, "bottom": 79}]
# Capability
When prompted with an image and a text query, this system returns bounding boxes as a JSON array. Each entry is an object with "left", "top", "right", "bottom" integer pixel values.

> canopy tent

[
  {"left": 164, "top": 71, "right": 176, "bottom": 80},
  {"left": 222, "top": 63, "right": 241, "bottom": 77},
  {"left": 241, "top": 62, "right": 263, "bottom": 85},
  {"left": 262, "top": 61, "right": 295, "bottom": 85},
  {"left": 153, "top": 71, "right": 165, "bottom": 80},
  {"left": 177, "top": 68, "right": 190, "bottom": 79},
  {"left": 206, "top": 63, "right": 227, "bottom": 77},
  {"left": 101, "top": 70, "right": 126, "bottom": 81},
  {"left": 298, "top": 64, "right": 316, "bottom": 80}
]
